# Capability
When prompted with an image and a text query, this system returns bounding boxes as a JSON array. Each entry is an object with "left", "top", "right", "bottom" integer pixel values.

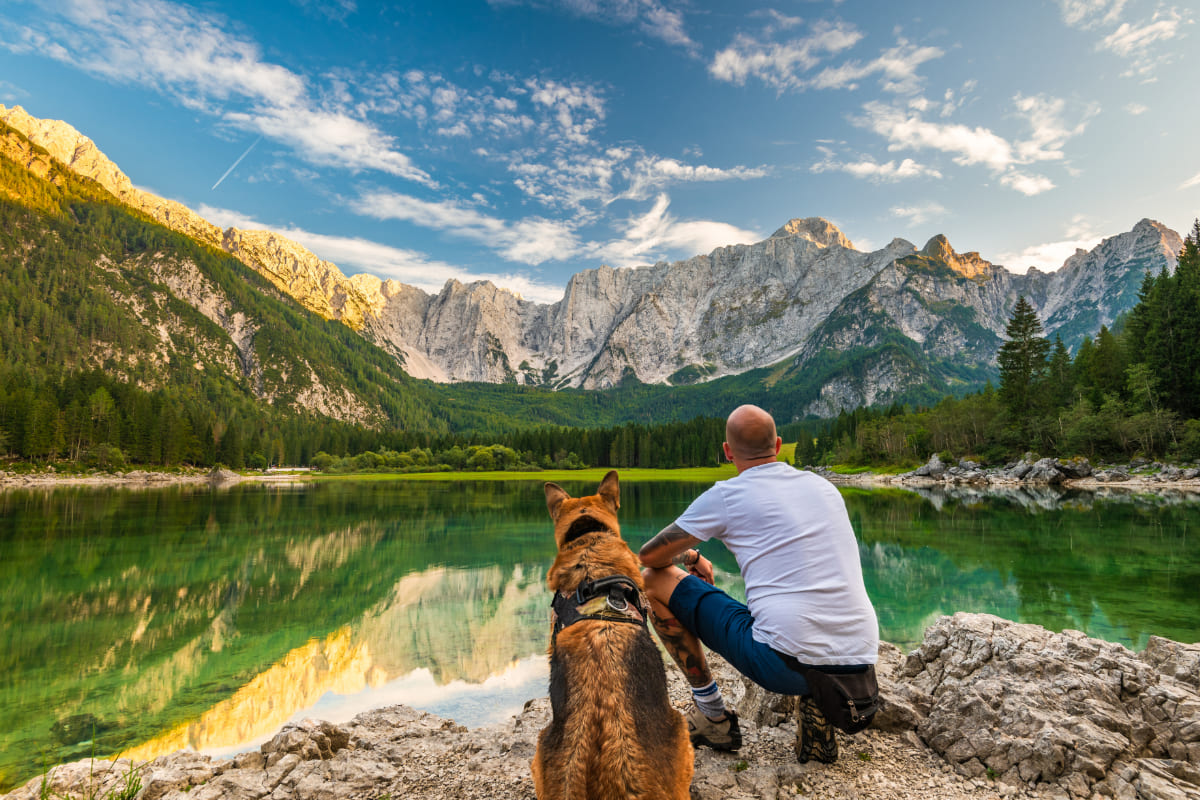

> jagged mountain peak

[
  {"left": 770, "top": 217, "right": 855, "bottom": 250},
  {"left": 917, "top": 233, "right": 993, "bottom": 281}
]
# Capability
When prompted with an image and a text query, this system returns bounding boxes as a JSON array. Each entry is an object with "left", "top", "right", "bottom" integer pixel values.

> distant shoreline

[{"left": 4, "top": 462, "right": 1200, "bottom": 492}]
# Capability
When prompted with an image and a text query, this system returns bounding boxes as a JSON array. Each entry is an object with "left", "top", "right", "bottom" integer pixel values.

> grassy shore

[
  {"left": 311, "top": 465, "right": 739, "bottom": 483},
  {"left": 311, "top": 444, "right": 800, "bottom": 484}
]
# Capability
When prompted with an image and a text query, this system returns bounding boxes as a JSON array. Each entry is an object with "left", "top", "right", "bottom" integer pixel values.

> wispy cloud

[
  {"left": 811, "top": 146, "right": 942, "bottom": 182},
  {"left": 710, "top": 20, "right": 864, "bottom": 91},
  {"left": 709, "top": 17, "right": 941, "bottom": 96},
  {"left": 852, "top": 93, "right": 1093, "bottom": 195},
  {"left": 808, "top": 39, "right": 944, "bottom": 94},
  {"left": 1057, "top": 0, "right": 1129, "bottom": 28},
  {"left": 589, "top": 194, "right": 761, "bottom": 267},
  {"left": 290, "top": 0, "right": 357, "bottom": 22},
  {"left": 5, "top": 0, "right": 432, "bottom": 184},
  {"left": 352, "top": 190, "right": 581, "bottom": 267},
  {"left": 1056, "top": 0, "right": 1188, "bottom": 78},
  {"left": 620, "top": 157, "right": 771, "bottom": 201},
  {"left": 891, "top": 203, "right": 947, "bottom": 226},
  {"left": 994, "top": 215, "right": 1104, "bottom": 273},
  {"left": 199, "top": 204, "right": 567, "bottom": 304},
  {"left": 1181, "top": 171, "right": 1200, "bottom": 190},
  {"left": 488, "top": 0, "right": 697, "bottom": 53}
]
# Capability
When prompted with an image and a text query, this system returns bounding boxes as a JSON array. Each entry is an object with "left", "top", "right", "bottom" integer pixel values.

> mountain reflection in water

[
  {"left": 123, "top": 562, "right": 548, "bottom": 762},
  {"left": 2, "top": 479, "right": 1198, "bottom": 792}
]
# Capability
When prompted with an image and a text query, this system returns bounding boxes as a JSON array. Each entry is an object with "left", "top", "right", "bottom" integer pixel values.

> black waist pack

[{"left": 781, "top": 656, "right": 880, "bottom": 734}]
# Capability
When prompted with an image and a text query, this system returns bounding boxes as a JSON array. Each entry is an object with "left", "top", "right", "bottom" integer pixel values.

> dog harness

[{"left": 551, "top": 575, "right": 649, "bottom": 643}]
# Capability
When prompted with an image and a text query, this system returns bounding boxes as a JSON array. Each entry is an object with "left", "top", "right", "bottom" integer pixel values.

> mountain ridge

[{"left": 0, "top": 103, "right": 1184, "bottom": 418}]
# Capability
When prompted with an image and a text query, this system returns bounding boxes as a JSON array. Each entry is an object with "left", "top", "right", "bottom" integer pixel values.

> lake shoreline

[{"left": 6, "top": 462, "right": 1200, "bottom": 492}]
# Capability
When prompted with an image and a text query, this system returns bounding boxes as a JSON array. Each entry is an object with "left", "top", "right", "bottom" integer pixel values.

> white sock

[{"left": 691, "top": 680, "right": 727, "bottom": 719}]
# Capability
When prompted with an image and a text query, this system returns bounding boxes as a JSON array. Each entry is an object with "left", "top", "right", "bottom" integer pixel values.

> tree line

[{"left": 799, "top": 220, "right": 1200, "bottom": 467}]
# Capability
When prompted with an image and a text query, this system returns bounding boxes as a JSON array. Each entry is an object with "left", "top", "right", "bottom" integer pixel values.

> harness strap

[{"left": 551, "top": 574, "right": 649, "bottom": 642}]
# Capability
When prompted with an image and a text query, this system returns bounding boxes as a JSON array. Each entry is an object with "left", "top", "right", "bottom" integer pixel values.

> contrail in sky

[{"left": 211, "top": 136, "right": 262, "bottom": 190}]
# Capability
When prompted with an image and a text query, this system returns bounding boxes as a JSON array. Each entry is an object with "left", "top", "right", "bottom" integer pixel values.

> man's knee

[{"left": 641, "top": 565, "right": 685, "bottom": 607}]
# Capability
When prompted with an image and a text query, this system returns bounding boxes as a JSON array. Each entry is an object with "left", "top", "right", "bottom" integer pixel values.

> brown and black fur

[{"left": 532, "top": 470, "right": 693, "bottom": 800}]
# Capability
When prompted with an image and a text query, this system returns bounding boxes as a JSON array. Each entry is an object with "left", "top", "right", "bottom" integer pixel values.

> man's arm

[{"left": 638, "top": 522, "right": 701, "bottom": 568}]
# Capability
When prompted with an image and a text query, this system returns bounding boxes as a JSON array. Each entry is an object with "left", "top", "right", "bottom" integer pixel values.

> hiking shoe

[
  {"left": 687, "top": 706, "right": 742, "bottom": 751},
  {"left": 795, "top": 695, "right": 838, "bottom": 763}
]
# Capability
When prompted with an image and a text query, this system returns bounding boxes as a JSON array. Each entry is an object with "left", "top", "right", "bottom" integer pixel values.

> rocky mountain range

[{"left": 0, "top": 103, "right": 1184, "bottom": 416}]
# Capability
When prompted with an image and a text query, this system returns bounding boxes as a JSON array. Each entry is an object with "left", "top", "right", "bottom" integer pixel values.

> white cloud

[
  {"left": 811, "top": 148, "right": 942, "bottom": 182},
  {"left": 1057, "top": 0, "right": 1128, "bottom": 28},
  {"left": 710, "top": 18, "right": 942, "bottom": 95},
  {"left": 1057, "top": 0, "right": 1188, "bottom": 77},
  {"left": 710, "top": 20, "right": 863, "bottom": 91},
  {"left": 351, "top": 190, "right": 581, "bottom": 266},
  {"left": 1180, "top": 171, "right": 1200, "bottom": 190},
  {"left": 1126, "top": 103, "right": 1149, "bottom": 115},
  {"left": 1000, "top": 172, "right": 1056, "bottom": 196},
  {"left": 488, "top": 0, "right": 697, "bottom": 52},
  {"left": 852, "top": 94, "right": 1091, "bottom": 195},
  {"left": 620, "top": 157, "right": 771, "bottom": 201},
  {"left": 994, "top": 215, "right": 1104, "bottom": 273},
  {"left": 589, "top": 194, "right": 761, "bottom": 267},
  {"left": 890, "top": 203, "right": 947, "bottom": 226},
  {"left": 199, "top": 204, "right": 566, "bottom": 303},
  {"left": 8, "top": 0, "right": 432, "bottom": 185},
  {"left": 809, "top": 39, "right": 943, "bottom": 94},
  {"left": 1101, "top": 10, "right": 1185, "bottom": 75},
  {"left": 856, "top": 101, "right": 1015, "bottom": 171}
]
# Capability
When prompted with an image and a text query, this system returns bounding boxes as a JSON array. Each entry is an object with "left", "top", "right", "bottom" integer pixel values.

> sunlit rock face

[
  {"left": 3, "top": 104, "right": 1184, "bottom": 400},
  {"left": 789, "top": 225, "right": 1182, "bottom": 416}
]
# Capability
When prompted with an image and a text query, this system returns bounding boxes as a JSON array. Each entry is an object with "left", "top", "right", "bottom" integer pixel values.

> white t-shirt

[{"left": 675, "top": 461, "right": 879, "bottom": 666}]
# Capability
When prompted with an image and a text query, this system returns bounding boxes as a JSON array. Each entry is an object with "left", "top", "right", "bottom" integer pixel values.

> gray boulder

[{"left": 899, "top": 613, "right": 1200, "bottom": 797}]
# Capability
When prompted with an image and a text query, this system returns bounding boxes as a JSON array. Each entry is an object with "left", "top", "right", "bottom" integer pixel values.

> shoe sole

[{"left": 796, "top": 697, "right": 838, "bottom": 764}]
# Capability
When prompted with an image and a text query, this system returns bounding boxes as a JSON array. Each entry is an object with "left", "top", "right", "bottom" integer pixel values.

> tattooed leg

[
  {"left": 651, "top": 609, "right": 713, "bottom": 687},
  {"left": 642, "top": 566, "right": 713, "bottom": 688}
]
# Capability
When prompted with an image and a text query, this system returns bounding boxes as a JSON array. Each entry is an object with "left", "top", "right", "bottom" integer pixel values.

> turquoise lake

[{"left": 2, "top": 478, "right": 1198, "bottom": 790}]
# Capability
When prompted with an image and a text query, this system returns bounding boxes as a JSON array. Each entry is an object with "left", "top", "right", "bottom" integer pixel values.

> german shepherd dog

[{"left": 532, "top": 471, "right": 693, "bottom": 800}]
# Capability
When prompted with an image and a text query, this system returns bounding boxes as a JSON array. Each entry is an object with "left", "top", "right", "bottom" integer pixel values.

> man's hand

[{"left": 687, "top": 553, "right": 715, "bottom": 585}]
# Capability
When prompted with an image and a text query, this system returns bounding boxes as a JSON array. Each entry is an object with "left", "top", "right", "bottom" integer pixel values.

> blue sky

[{"left": 1, "top": 0, "right": 1197, "bottom": 303}]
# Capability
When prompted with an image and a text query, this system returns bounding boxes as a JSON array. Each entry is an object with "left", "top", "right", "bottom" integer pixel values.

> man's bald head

[{"left": 725, "top": 405, "right": 779, "bottom": 461}]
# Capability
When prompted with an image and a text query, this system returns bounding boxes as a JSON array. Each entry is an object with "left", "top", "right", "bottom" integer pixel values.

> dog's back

[{"left": 533, "top": 472, "right": 693, "bottom": 800}]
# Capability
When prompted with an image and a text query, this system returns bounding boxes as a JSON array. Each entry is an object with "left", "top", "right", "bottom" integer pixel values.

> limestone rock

[
  {"left": 8, "top": 617, "right": 1200, "bottom": 800},
  {"left": 2, "top": 104, "right": 1185, "bottom": 412},
  {"left": 902, "top": 613, "right": 1200, "bottom": 797}
]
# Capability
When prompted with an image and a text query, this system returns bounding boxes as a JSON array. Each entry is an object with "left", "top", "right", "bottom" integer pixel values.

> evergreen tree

[{"left": 997, "top": 296, "right": 1050, "bottom": 418}]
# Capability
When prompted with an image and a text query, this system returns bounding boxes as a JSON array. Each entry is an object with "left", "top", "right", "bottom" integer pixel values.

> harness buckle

[{"left": 606, "top": 591, "right": 629, "bottom": 612}]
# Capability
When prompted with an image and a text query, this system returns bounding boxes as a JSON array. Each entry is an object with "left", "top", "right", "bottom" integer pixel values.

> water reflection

[
  {"left": 2, "top": 479, "right": 1198, "bottom": 792},
  {"left": 123, "top": 561, "right": 548, "bottom": 762}
]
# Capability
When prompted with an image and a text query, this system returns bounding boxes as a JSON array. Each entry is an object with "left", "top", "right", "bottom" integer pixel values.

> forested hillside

[
  {"left": 801, "top": 221, "right": 1200, "bottom": 467},
  {"left": 0, "top": 121, "right": 758, "bottom": 468},
  {"left": 0, "top": 121, "right": 457, "bottom": 466}
]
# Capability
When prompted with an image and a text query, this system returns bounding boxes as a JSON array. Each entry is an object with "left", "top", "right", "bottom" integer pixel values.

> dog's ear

[
  {"left": 544, "top": 482, "right": 569, "bottom": 519},
  {"left": 597, "top": 470, "right": 620, "bottom": 511}
]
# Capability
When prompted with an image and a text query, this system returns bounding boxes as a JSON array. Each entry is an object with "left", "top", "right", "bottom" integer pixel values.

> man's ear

[
  {"left": 597, "top": 470, "right": 620, "bottom": 510},
  {"left": 545, "top": 482, "right": 569, "bottom": 519}
]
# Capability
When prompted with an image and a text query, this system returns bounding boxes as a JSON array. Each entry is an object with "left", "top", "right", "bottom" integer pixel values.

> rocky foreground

[{"left": 8, "top": 614, "right": 1199, "bottom": 800}]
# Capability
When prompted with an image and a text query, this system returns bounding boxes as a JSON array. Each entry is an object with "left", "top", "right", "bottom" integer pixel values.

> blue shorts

[{"left": 667, "top": 574, "right": 811, "bottom": 696}]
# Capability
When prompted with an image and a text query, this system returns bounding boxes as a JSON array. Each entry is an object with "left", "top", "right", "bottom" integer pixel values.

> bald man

[{"left": 639, "top": 405, "right": 878, "bottom": 762}]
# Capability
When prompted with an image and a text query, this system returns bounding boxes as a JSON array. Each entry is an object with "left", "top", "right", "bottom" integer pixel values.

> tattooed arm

[
  {"left": 638, "top": 522, "right": 716, "bottom": 584},
  {"left": 638, "top": 522, "right": 701, "bottom": 568}
]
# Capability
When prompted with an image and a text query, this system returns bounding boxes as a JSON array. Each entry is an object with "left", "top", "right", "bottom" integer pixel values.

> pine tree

[{"left": 997, "top": 296, "right": 1051, "bottom": 418}]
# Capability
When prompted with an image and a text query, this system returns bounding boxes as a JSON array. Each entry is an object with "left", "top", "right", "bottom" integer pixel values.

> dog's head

[{"left": 544, "top": 470, "right": 621, "bottom": 551}]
